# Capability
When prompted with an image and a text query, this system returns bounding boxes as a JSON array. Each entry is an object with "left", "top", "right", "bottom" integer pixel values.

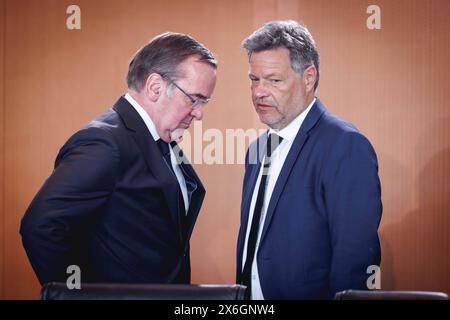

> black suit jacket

[{"left": 20, "top": 97, "right": 205, "bottom": 285}]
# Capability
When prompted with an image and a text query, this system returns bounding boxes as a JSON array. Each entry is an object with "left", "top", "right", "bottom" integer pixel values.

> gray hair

[
  {"left": 242, "top": 20, "right": 320, "bottom": 91},
  {"left": 127, "top": 32, "right": 217, "bottom": 92}
]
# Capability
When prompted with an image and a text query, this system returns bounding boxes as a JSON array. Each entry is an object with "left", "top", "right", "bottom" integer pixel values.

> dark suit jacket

[
  {"left": 236, "top": 99, "right": 382, "bottom": 299},
  {"left": 20, "top": 97, "right": 205, "bottom": 285}
]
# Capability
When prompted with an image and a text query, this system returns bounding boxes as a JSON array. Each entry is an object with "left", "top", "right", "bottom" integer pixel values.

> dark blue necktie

[
  {"left": 241, "top": 133, "right": 284, "bottom": 299},
  {"left": 156, "top": 139, "right": 175, "bottom": 175},
  {"left": 156, "top": 139, "right": 197, "bottom": 240}
]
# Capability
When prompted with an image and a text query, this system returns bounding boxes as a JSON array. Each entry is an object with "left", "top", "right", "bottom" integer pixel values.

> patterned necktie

[{"left": 241, "top": 133, "right": 284, "bottom": 299}]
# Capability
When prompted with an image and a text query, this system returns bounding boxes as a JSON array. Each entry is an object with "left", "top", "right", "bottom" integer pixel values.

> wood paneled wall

[
  {"left": 0, "top": 0, "right": 5, "bottom": 300},
  {"left": 1, "top": 0, "right": 449, "bottom": 299}
]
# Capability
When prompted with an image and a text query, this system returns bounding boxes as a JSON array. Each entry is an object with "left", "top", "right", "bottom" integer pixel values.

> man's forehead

[
  {"left": 249, "top": 49, "right": 291, "bottom": 76},
  {"left": 177, "top": 57, "right": 216, "bottom": 78},
  {"left": 176, "top": 57, "right": 216, "bottom": 97},
  {"left": 180, "top": 55, "right": 214, "bottom": 69},
  {"left": 250, "top": 47, "right": 290, "bottom": 60}
]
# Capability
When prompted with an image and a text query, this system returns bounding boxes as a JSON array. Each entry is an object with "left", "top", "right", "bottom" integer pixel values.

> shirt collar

[
  {"left": 124, "top": 92, "right": 160, "bottom": 141},
  {"left": 268, "top": 97, "right": 316, "bottom": 142}
]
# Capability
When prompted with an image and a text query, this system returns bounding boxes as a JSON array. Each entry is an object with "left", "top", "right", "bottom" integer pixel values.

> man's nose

[
  {"left": 191, "top": 105, "right": 204, "bottom": 120},
  {"left": 252, "top": 81, "right": 269, "bottom": 99}
]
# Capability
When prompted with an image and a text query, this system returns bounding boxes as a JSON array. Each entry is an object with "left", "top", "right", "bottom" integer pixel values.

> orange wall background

[{"left": 1, "top": 0, "right": 449, "bottom": 299}]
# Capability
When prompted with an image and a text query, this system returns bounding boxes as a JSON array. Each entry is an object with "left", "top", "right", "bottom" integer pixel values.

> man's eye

[
  {"left": 271, "top": 79, "right": 281, "bottom": 84},
  {"left": 250, "top": 78, "right": 259, "bottom": 83}
]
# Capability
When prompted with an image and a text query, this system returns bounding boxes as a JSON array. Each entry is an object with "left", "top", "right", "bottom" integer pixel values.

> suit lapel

[
  {"left": 112, "top": 97, "right": 184, "bottom": 244},
  {"left": 260, "top": 99, "right": 327, "bottom": 244},
  {"left": 179, "top": 160, "right": 206, "bottom": 244}
]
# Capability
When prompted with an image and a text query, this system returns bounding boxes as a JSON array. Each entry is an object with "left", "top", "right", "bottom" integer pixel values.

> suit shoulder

[
  {"left": 320, "top": 111, "right": 359, "bottom": 135},
  {"left": 313, "top": 111, "right": 377, "bottom": 161},
  {"left": 57, "top": 109, "right": 124, "bottom": 164},
  {"left": 318, "top": 111, "right": 373, "bottom": 144},
  {"left": 83, "top": 108, "right": 123, "bottom": 133},
  {"left": 66, "top": 108, "right": 125, "bottom": 145}
]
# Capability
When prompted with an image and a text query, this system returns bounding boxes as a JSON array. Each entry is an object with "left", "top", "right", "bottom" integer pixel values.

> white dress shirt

[
  {"left": 242, "top": 98, "right": 316, "bottom": 300},
  {"left": 124, "top": 93, "right": 190, "bottom": 213}
]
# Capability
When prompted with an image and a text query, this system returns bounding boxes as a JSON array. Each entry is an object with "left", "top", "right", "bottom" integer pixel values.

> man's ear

[
  {"left": 144, "top": 73, "right": 163, "bottom": 102},
  {"left": 303, "top": 65, "right": 317, "bottom": 93}
]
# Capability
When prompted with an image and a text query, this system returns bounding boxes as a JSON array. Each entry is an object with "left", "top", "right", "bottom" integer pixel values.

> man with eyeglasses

[{"left": 20, "top": 32, "right": 217, "bottom": 286}]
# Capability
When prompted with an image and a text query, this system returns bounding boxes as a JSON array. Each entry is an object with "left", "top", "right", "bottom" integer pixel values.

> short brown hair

[{"left": 127, "top": 32, "right": 217, "bottom": 91}]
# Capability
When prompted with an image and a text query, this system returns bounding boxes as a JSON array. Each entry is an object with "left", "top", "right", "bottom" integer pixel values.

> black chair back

[
  {"left": 335, "top": 289, "right": 449, "bottom": 300},
  {"left": 41, "top": 282, "right": 247, "bottom": 300}
]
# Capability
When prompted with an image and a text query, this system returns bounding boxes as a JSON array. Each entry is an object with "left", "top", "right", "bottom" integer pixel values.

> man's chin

[
  {"left": 170, "top": 128, "right": 185, "bottom": 142},
  {"left": 259, "top": 115, "right": 283, "bottom": 129}
]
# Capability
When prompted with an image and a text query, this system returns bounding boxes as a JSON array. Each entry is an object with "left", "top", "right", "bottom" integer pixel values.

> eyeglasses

[{"left": 165, "top": 77, "right": 210, "bottom": 108}]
